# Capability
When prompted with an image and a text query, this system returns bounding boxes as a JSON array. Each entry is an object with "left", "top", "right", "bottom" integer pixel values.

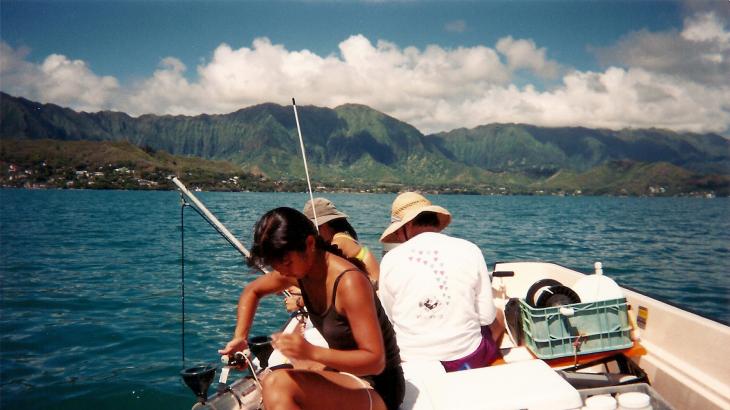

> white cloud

[
  {"left": 496, "top": 36, "right": 560, "bottom": 79},
  {"left": 120, "top": 57, "right": 206, "bottom": 116},
  {"left": 596, "top": 11, "right": 730, "bottom": 87},
  {"left": 379, "top": 65, "right": 729, "bottom": 135},
  {"left": 682, "top": 11, "right": 730, "bottom": 44},
  {"left": 116, "top": 35, "right": 511, "bottom": 119},
  {"left": 1, "top": 11, "right": 729, "bottom": 136},
  {"left": 0, "top": 42, "right": 119, "bottom": 111}
]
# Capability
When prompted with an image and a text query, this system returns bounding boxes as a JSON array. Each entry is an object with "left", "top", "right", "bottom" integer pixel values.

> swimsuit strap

[
  {"left": 298, "top": 269, "right": 362, "bottom": 316},
  {"left": 330, "top": 269, "right": 360, "bottom": 307}
]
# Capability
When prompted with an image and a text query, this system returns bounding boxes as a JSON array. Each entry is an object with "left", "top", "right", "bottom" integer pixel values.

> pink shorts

[{"left": 440, "top": 326, "right": 499, "bottom": 372}]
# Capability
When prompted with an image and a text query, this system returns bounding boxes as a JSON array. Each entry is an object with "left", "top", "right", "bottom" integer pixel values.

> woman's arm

[
  {"left": 327, "top": 270, "right": 386, "bottom": 374},
  {"left": 273, "top": 269, "right": 385, "bottom": 376},
  {"left": 218, "top": 271, "right": 294, "bottom": 355}
]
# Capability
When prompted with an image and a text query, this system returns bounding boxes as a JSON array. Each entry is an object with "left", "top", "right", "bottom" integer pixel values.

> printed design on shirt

[
  {"left": 409, "top": 247, "right": 449, "bottom": 319},
  {"left": 422, "top": 298, "right": 439, "bottom": 310},
  {"left": 417, "top": 295, "right": 444, "bottom": 319}
]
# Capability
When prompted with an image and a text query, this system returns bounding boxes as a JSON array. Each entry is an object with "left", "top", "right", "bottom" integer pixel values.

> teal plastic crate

[{"left": 519, "top": 298, "right": 633, "bottom": 360}]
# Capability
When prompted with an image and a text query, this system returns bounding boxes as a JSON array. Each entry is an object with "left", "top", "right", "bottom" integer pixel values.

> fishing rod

[
  {"left": 292, "top": 98, "right": 319, "bottom": 231},
  {"left": 173, "top": 177, "right": 268, "bottom": 273},
  {"left": 173, "top": 177, "right": 292, "bottom": 296},
  {"left": 173, "top": 177, "right": 294, "bottom": 368}
]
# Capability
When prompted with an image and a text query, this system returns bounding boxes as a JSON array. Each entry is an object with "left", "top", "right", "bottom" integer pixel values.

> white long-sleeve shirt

[{"left": 379, "top": 232, "right": 496, "bottom": 362}]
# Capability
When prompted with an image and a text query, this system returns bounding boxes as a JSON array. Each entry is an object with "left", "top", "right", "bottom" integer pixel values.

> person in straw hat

[
  {"left": 378, "top": 192, "right": 503, "bottom": 372},
  {"left": 283, "top": 198, "right": 380, "bottom": 313}
]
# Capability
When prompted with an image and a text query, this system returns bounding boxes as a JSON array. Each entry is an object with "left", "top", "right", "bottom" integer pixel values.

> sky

[{"left": 1, "top": 0, "right": 729, "bottom": 135}]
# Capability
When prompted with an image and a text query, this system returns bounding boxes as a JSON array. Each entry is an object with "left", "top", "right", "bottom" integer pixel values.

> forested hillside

[{"left": 1, "top": 92, "right": 727, "bottom": 196}]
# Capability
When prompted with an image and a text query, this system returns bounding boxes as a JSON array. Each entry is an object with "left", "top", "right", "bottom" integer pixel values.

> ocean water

[{"left": 0, "top": 189, "right": 728, "bottom": 409}]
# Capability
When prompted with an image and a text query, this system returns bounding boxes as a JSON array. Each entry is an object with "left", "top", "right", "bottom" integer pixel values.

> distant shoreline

[
  {"left": 0, "top": 185, "right": 722, "bottom": 198},
  {"left": 2, "top": 138, "right": 726, "bottom": 198}
]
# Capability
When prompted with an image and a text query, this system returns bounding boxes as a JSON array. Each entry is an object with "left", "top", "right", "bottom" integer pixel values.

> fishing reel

[
  {"left": 217, "top": 350, "right": 257, "bottom": 399},
  {"left": 181, "top": 350, "right": 260, "bottom": 409},
  {"left": 182, "top": 338, "right": 274, "bottom": 409},
  {"left": 222, "top": 350, "right": 253, "bottom": 370}
]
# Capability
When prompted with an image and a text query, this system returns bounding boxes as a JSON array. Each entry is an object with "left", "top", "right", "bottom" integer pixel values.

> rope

[
  {"left": 180, "top": 195, "right": 239, "bottom": 369},
  {"left": 180, "top": 193, "right": 187, "bottom": 370},
  {"left": 243, "top": 352, "right": 263, "bottom": 393}
]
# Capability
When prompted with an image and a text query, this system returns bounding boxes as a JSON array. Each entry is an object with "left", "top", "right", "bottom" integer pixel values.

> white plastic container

[
  {"left": 584, "top": 394, "right": 617, "bottom": 409},
  {"left": 617, "top": 391, "right": 652, "bottom": 409},
  {"left": 572, "top": 262, "right": 623, "bottom": 302}
]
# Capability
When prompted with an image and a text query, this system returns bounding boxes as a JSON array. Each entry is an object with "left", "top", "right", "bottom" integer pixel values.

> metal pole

[{"left": 171, "top": 177, "right": 295, "bottom": 298}]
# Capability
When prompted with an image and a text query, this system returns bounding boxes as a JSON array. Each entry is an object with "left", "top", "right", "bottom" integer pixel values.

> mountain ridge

[{"left": 1, "top": 92, "right": 727, "bottom": 196}]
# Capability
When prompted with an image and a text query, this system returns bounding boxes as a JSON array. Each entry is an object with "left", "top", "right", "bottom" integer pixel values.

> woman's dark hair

[
  {"left": 326, "top": 217, "right": 358, "bottom": 240},
  {"left": 250, "top": 207, "right": 316, "bottom": 267},
  {"left": 411, "top": 211, "right": 441, "bottom": 227},
  {"left": 249, "top": 207, "right": 366, "bottom": 271}
]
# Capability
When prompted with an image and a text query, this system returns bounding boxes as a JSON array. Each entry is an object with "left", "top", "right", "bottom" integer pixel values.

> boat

[{"left": 173, "top": 178, "right": 730, "bottom": 410}]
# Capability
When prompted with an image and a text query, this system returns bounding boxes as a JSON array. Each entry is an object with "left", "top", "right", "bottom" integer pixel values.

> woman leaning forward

[{"left": 219, "top": 207, "right": 404, "bottom": 410}]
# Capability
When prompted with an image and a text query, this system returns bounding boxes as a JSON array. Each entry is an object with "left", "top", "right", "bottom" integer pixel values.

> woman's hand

[
  {"left": 218, "top": 336, "right": 248, "bottom": 356},
  {"left": 284, "top": 294, "right": 304, "bottom": 313},
  {"left": 271, "top": 325, "right": 312, "bottom": 361}
]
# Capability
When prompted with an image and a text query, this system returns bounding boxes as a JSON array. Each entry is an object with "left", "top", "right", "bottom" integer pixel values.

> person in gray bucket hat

[{"left": 282, "top": 198, "right": 380, "bottom": 312}]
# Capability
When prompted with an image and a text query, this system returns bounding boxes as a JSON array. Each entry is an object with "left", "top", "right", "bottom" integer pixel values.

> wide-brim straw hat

[
  {"left": 302, "top": 197, "right": 348, "bottom": 226},
  {"left": 380, "top": 192, "right": 451, "bottom": 243}
]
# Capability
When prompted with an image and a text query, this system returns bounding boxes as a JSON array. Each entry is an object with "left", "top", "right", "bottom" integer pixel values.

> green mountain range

[{"left": 1, "top": 92, "right": 728, "bottom": 196}]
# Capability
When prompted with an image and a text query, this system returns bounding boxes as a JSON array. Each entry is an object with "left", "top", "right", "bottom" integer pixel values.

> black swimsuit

[{"left": 300, "top": 269, "right": 404, "bottom": 410}]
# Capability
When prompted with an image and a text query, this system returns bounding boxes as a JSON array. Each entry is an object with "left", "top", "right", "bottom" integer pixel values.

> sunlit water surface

[{"left": 1, "top": 190, "right": 727, "bottom": 409}]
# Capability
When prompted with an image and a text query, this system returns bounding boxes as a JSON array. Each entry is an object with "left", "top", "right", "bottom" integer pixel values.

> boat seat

[
  {"left": 400, "top": 359, "right": 582, "bottom": 410},
  {"left": 400, "top": 361, "right": 446, "bottom": 410}
]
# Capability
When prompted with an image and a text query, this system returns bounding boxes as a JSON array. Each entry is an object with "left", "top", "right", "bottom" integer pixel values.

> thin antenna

[{"left": 292, "top": 98, "right": 319, "bottom": 232}]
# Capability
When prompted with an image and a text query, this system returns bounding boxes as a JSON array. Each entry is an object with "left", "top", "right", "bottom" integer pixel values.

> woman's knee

[{"left": 262, "top": 369, "right": 298, "bottom": 405}]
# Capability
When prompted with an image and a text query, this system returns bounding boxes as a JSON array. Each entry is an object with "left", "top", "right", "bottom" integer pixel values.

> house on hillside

[{"left": 137, "top": 179, "right": 158, "bottom": 187}]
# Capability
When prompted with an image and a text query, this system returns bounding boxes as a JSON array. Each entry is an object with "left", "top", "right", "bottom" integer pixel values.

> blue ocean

[{"left": 1, "top": 189, "right": 728, "bottom": 409}]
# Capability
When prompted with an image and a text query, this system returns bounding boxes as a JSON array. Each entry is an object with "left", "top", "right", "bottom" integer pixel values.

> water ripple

[{"left": 1, "top": 190, "right": 728, "bottom": 409}]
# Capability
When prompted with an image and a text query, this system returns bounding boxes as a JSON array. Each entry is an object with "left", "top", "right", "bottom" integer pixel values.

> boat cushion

[{"left": 421, "top": 359, "right": 582, "bottom": 410}]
